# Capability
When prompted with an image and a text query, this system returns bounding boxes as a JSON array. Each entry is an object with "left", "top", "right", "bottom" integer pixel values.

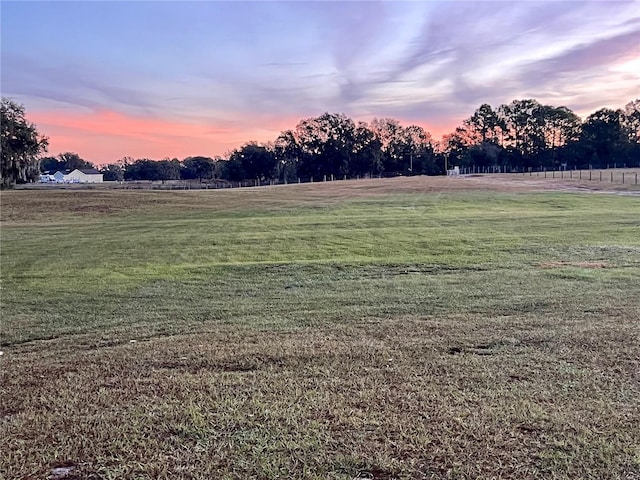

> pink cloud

[{"left": 30, "top": 109, "right": 302, "bottom": 165}]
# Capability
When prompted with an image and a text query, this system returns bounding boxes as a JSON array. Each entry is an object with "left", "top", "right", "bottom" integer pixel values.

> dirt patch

[
  {"left": 49, "top": 461, "right": 79, "bottom": 480},
  {"left": 538, "top": 261, "right": 608, "bottom": 269},
  {"left": 353, "top": 467, "right": 400, "bottom": 479}
]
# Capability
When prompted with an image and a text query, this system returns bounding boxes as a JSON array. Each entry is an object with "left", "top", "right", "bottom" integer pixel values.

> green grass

[{"left": 1, "top": 182, "right": 639, "bottom": 479}]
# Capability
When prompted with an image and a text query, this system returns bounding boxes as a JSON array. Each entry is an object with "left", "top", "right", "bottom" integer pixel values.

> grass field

[{"left": 1, "top": 175, "right": 639, "bottom": 479}]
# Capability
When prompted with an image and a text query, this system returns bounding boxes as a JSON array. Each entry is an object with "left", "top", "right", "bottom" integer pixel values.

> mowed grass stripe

[{"left": 2, "top": 192, "right": 638, "bottom": 272}]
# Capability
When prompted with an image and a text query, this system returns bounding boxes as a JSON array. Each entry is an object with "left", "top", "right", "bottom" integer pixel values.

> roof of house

[{"left": 42, "top": 168, "right": 101, "bottom": 175}]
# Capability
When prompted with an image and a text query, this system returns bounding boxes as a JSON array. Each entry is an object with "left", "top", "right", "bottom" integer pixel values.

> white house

[
  {"left": 65, "top": 168, "right": 103, "bottom": 183},
  {"left": 41, "top": 169, "right": 104, "bottom": 183}
]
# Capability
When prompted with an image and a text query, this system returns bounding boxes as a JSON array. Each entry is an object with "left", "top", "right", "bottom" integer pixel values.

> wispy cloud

[{"left": 2, "top": 0, "right": 638, "bottom": 162}]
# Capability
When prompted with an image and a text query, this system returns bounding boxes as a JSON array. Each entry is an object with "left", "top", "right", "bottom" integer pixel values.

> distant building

[
  {"left": 39, "top": 173, "right": 55, "bottom": 182},
  {"left": 40, "top": 169, "right": 104, "bottom": 183},
  {"left": 65, "top": 168, "right": 103, "bottom": 183}
]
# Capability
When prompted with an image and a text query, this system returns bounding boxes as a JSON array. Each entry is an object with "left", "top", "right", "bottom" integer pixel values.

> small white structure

[
  {"left": 447, "top": 166, "right": 460, "bottom": 176},
  {"left": 41, "top": 169, "right": 103, "bottom": 183}
]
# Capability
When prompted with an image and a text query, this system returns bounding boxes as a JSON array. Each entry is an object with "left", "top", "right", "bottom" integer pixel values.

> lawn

[{"left": 1, "top": 176, "right": 639, "bottom": 479}]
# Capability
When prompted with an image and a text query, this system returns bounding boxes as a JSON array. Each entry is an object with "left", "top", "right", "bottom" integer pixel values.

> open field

[{"left": 1, "top": 175, "right": 639, "bottom": 479}]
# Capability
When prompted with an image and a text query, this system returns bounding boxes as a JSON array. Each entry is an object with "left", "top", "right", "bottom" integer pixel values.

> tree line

[
  {"left": 444, "top": 99, "right": 639, "bottom": 171},
  {"left": 2, "top": 96, "right": 639, "bottom": 187}
]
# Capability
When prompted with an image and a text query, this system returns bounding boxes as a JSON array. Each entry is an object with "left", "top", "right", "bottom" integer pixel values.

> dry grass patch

[
  {"left": 538, "top": 261, "right": 609, "bottom": 269},
  {"left": 3, "top": 314, "right": 639, "bottom": 479}
]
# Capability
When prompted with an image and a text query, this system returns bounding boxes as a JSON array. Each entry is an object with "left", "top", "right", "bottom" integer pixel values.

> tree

[
  {"left": 398, "top": 124, "right": 436, "bottom": 174},
  {"left": 225, "top": 143, "right": 276, "bottom": 182},
  {"left": 368, "top": 118, "right": 437, "bottom": 174},
  {"left": 123, "top": 158, "right": 179, "bottom": 181},
  {"left": 274, "top": 130, "right": 302, "bottom": 182},
  {"left": 40, "top": 156, "right": 64, "bottom": 172},
  {"left": 240, "top": 143, "right": 276, "bottom": 180},
  {"left": 539, "top": 105, "right": 581, "bottom": 167},
  {"left": 100, "top": 163, "right": 124, "bottom": 182},
  {"left": 465, "top": 103, "right": 504, "bottom": 144},
  {"left": 439, "top": 127, "right": 476, "bottom": 168},
  {"left": 41, "top": 152, "right": 94, "bottom": 172},
  {"left": 157, "top": 158, "right": 181, "bottom": 183},
  {"left": 217, "top": 158, "right": 243, "bottom": 182},
  {"left": 294, "top": 113, "right": 356, "bottom": 179},
  {"left": 370, "top": 118, "right": 404, "bottom": 172},
  {"left": 623, "top": 99, "right": 640, "bottom": 164},
  {"left": 1, "top": 97, "right": 49, "bottom": 187},
  {"left": 124, "top": 159, "right": 153, "bottom": 180},
  {"left": 579, "top": 108, "right": 629, "bottom": 166},
  {"left": 468, "top": 141, "right": 503, "bottom": 168},
  {"left": 623, "top": 100, "right": 640, "bottom": 144},
  {"left": 57, "top": 152, "right": 94, "bottom": 170},
  {"left": 499, "top": 99, "right": 547, "bottom": 160},
  {"left": 182, "top": 156, "right": 216, "bottom": 181},
  {"left": 350, "top": 121, "right": 383, "bottom": 176}
]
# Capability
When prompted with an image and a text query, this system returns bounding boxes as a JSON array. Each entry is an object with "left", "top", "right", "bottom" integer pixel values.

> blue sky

[{"left": 2, "top": 1, "right": 639, "bottom": 163}]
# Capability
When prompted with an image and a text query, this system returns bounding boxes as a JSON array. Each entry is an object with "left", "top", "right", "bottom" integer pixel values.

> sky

[{"left": 2, "top": 1, "right": 639, "bottom": 165}]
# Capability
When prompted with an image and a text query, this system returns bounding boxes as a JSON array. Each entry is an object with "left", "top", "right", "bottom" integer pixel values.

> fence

[
  {"left": 455, "top": 165, "right": 640, "bottom": 186},
  {"left": 111, "top": 174, "right": 377, "bottom": 190},
  {"left": 518, "top": 168, "right": 639, "bottom": 185}
]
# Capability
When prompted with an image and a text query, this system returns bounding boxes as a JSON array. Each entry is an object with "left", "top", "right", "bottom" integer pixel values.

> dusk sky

[{"left": 2, "top": 1, "right": 639, "bottom": 165}]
